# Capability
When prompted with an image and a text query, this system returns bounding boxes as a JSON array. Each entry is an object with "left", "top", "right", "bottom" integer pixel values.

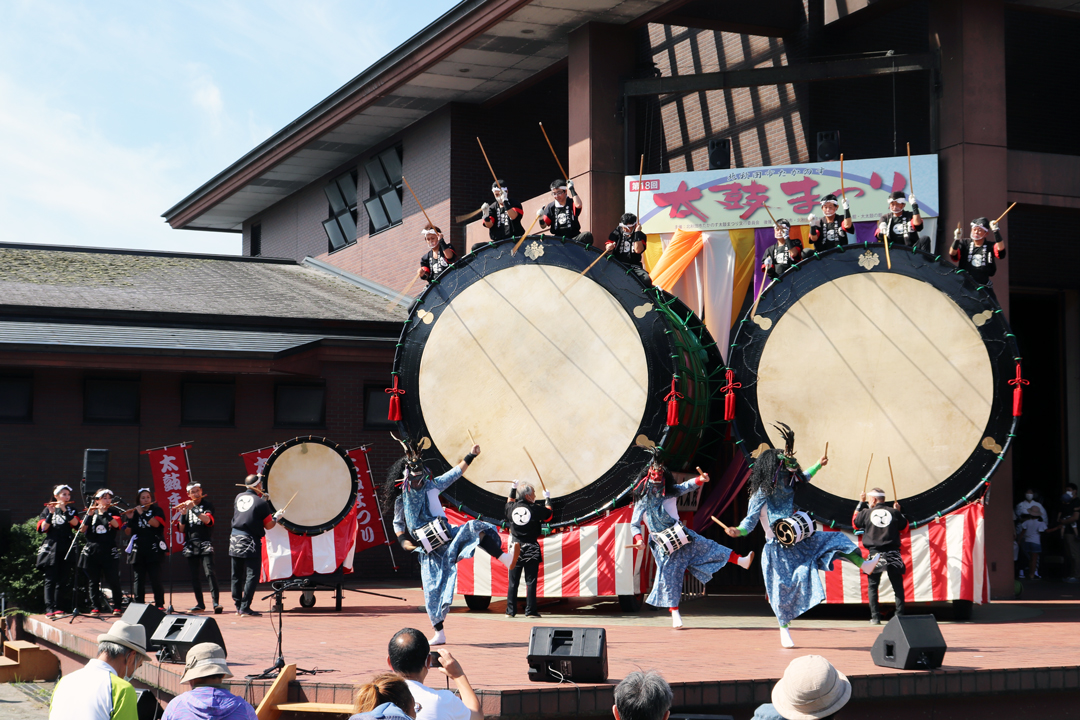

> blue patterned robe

[
  {"left": 632, "top": 479, "right": 733, "bottom": 608},
  {"left": 393, "top": 466, "right": 500, "bottom": 625},
  {"left": 738, "top": 462, "right": 857, "bottom": 626}
]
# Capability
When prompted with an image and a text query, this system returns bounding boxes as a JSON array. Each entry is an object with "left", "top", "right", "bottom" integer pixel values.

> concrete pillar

[
  {"left": 930, "top": 0, "right": 1014, "bottom": 598},
  {"left": 567, "top": 23, "right": 635, "bottom": 243}
]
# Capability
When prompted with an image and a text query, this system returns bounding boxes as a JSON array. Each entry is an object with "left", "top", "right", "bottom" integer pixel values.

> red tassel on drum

[
  {"left": 664, "top": 376, "right": 683, "bottom": 426},
  {"left": 386, "top": 376, "right": 405, "bottom": 422},
  {"left": 1008, "top": 363, "right": 1028, "bottom": 417},
  {"left": 721, "top": 369, "right": 741, "bottom": 422}
]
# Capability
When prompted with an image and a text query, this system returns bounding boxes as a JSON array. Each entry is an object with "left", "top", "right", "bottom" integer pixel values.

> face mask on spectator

[{"left": 1025, "top": 493, "right": 1034, "bottom": 501}]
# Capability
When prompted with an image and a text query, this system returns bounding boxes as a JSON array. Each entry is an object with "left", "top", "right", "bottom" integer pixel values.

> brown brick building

[{"left": 152, "top": 0, "right": 1080, "bottom": 596}]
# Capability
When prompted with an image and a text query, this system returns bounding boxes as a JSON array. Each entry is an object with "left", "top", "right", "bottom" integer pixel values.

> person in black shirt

[
  {"left": 762, "top": 219, "right": 802, "bottom": 279},
  {"left": 36, "top": 484, "right": 81, "bottom": 618},
  {"left": 1049, "top": 483, "right": 1080, "bottom": 582},
  {"left": 78, "top": 488, "right": 125, "bottom": 616},
  {"left": 418, "top": 226, "right": 455, "bottom": 284},
  {"left": 481, "top": 179, "right": 524, "bottom": 245},
  {"left": 949, "top": 216, "right": 1007, "bottom": 287},
  {"left": 177, "top": 482, "right": 223, "bottom": 614},
  {"left": 853, "top": 488, "right": 908, "bottom": 624},
  {"left": 807, "top": 194, "right": 852, "bottom": 252},
  {"left": 505, "top": 481, "right": 553, "bottom": 618},
  {"left": 606, "top": 212, "right": 651, "bottom": 286},
  {"left": 539, "top": 179, "right": 593, "bottom": 246},
  {"left": 229, "top": 475, "right": 283, "bottom": 616},
  {"left": 874, "top": 191, "right": 923, "bottom": 248},
  {"left": 123, "top": 488, "right": 166, "bottom": 609}
]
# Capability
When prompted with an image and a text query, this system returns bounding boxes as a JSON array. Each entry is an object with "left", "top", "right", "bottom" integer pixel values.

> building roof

[
  {"left": 0, "top": 244, "right": 407, "bottom": 325},
  {"left": 163, "top": 0, "right": 667, "bottom": 232}
]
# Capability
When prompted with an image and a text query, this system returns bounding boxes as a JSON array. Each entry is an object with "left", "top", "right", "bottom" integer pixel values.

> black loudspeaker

[
  {"left": 871, "top": 614, "right": 947, "bottom": 670},
  {"left": 82, "top": 449, "right": 110, "bottom": 498},
  {"left": 707, "top": 138, "right": 731, "bottom": 170},
  {"left": 121, "top": 604, "right": 166, "bottom": 651},
  {"left": 135, "top": 689, "right": 163, "bottom": 720},
  {"left": 527, "top": 627, "right": 607, "bottom": 682},
  {"left": 150, "top": 615, "right": 226, "bottom": 663},
  {"left": 816, "top": 130, "right": 841, "bottom": 162}
]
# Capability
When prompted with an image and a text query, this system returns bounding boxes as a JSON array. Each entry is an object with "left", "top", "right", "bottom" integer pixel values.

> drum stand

[{"left": 247, "top": 581, "right": 331, "bottom": 680}]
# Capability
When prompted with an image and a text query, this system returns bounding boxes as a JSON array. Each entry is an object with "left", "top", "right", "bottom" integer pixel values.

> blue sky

[{"left": 0, "top": 0, "right": 458, "bottom": 255}]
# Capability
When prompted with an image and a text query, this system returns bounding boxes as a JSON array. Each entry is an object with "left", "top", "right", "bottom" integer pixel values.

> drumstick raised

[
  {"left": 467, "top": 428, "right": 476, "bottom": 446},
  {"left": 511, "top": 212, "right": 542, "bottom": 257},
  {"left": 887, "top": 456, "right": 898, "bottom": 502},
  {"left": 995, "top": 202, "right": 1018, "bottom": 225},
  {"left": 907, "top": 142, "right": 914, "bottom": 201},
  {"left": 635, "top": 154, "right": 645, "bottom": 221},
  {"left": 839, "top": 154, "right": 846, "bottom": 203},
  {"left": 386, "top": 274, "right": 420, "bottom": 312},
  {"left": 278, "top": 492, "right": 299, "bottom": 514},
  {"left": 824, "top": 442, "right": 829, "bottom": 461},
  {"left": 863, "top": 453, "right": 873, "bottom": 493},
  {"left": 539, "top": 122, "right": 569, "bottom": 183},
  {"left": 523, "top": 447, "right": 547, "bottom": 492},
  {"left": 710, "top": 515, "right": 731, "bottom": 531},
  {"left": 401, "top": 176, "right": 433, "bottom": 229}
]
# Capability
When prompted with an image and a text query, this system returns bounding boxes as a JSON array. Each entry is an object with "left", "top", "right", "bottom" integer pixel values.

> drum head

[
  {"left": 729, "top": 245, "right": 1019, "bottom": 528},
  {"left": 261, "top": 437, "right": 357, "bottom": 536},
  {"left": 393, "top": 238, "right": 725, "bottom": 527}
]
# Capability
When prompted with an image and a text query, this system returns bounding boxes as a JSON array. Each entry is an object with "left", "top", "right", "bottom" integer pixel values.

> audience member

[
  {"left": 350, "top": 673, "right": 416, "bottom": 720},
  {"left": 1016, "top": 506, "right": 1047, "bottom": 581},
  {"left": 49, "top": 620, "right": 148, "bottom": 720},
  {"left": 612, "top": 670, "right": 672, "bottom": 720},
  {"left": 753, "top": 655, "right": 850, "bottom": 720},
  {"left": 387, "top": 628, "right": 482, "bottom": 720},
  {"left": 161, "top": 642, "right": 256, "bottom": 720},
  {"left": 1050, "top": 483, "right": 1080, "bottom": 582}
]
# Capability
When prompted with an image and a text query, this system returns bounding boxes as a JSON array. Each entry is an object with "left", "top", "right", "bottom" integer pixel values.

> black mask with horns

[
  {"left": 379, "top": 433, "right": 431, "bottom": 512},
  {"left": 747, "top": 422, "right": 805, "bottom": 497}
]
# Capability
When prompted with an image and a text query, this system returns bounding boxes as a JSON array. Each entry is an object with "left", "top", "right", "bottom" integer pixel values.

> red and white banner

[
  {"left": 821, "top": 501, "right": 988, "bottom": 605},
  {"left": 239, "top": 446, "right": 275, "bottom": 477},
  {"left": 142, "top": 444, "right": 194, "bottom": 553},
  {"left": 454, "top": 505, "right": 651, "bottom": 598},
  {"left": 345, "top": 447, "right": 390, "bottom": 554}
]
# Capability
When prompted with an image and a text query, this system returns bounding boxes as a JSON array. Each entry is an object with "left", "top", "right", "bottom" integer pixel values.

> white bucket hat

[
  {"left": 771, "top": 655, "right": 851, "bottom": 720},
  {"left": 180, "top": 642, "right": 232, "bottom": 684},
  {"left": 97, "top": 620, "right": 149, "bottom": 658}
]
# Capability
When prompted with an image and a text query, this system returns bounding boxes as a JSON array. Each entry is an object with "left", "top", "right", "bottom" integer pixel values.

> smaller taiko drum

[{"left": 772, "top": 511, "right": 816, "bottom": 547}]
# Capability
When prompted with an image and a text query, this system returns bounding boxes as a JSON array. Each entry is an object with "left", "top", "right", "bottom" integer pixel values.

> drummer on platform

[
  {"left": 874, "top": 191, "right": 924, "bottom": 248},
  {"left": 950, "top": 216, "right": 1006, "bottom": 287},
  {"left": 853, "top": 488, "right": 908, "bottom": 624},
  {"left": 481, "top": 179, "right": 524, "bottom": 244},
  {"left": 606, "top": 212, "right": 652, "bottom": 286},
  {"left": 538, "top": 179, "right": 593, "bottom": 246},
  {"left": 762, "top": 219, "right": 802, "bottom": 279},
  {"left": 230, "top": 475, "right": 284, "bottom": 617},
  {"left": 176, "top": 482, "right": 223, "bottom": 614},
  {"left": 418, "top": 226, "right": 456, "bottom": 285},
  {"left": 505, "top": 481, "right": 552, "bottom": 618},
  {"left": 808, "top": 194, "right": 852, "bottom": 252}
]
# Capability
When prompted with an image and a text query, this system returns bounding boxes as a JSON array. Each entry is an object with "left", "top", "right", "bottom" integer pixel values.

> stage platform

[{"left": 21, "top": 581, "right": 1080, "bottom": 719}]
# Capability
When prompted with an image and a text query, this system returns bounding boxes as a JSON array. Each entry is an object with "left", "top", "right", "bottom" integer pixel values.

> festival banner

[
  {"left": 239, "top": 446, "right": 275, "bottom": 477},
  {"left": 142, "top": 443, "right": 194, "bottom": 553},
  {"left": 627, "top": 154, "right": 939, "bottom": 234},
  {"left": 345, "top": 447, "right": 390, "bottom": 554}
]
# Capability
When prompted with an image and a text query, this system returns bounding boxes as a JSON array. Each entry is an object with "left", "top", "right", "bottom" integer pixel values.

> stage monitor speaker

[
  {"left": 82, "top": 449, "right": 110, "bottom": 498},
  {"left": 816, "top": 131, "right": 841, "bottom": 162},
  {"left": 527, "top": 627, "right": 607, "bottom": 683},
  {"left": 135, "top": 689, "right": 163, "bottom": 720},
  {"left": 150, "top": 615, "right": 226, "bottom": 663},
  {"left": 707, "top": 138, "right": 731, "bottom": 170},
  {"left": 121, "top": 603, "right": 166, "bottom": 651},
  {"left": 871, "top": 614, "right": 947, "bottom": 670}
]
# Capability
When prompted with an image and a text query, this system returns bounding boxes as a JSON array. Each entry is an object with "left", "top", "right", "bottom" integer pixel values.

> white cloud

[{"left": 190, "top": 71, "right": 225, "bottom": 134}]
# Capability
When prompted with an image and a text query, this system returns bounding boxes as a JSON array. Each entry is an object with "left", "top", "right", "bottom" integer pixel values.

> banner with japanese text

[
  {"left": 143, "top": 444, "right": 194, "bottom": 553},
  {"left": 627, "top": 154, "right": 939, "bottom": 234},
  {"left": 239, "top": 446, "right": 275, "bottom": 478},
  {"left": 345, "top": 447, "right": 390, "bottom": 553}
]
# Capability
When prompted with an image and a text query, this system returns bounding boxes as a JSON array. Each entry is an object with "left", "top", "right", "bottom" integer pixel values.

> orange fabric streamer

[{"left": 649, "top": 228, "right": 704, "bottom": 291}]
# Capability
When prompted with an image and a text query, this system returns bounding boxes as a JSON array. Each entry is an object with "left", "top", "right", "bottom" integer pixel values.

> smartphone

[{"left": 429, "top": 651, "right": 442, "bottom": 668}]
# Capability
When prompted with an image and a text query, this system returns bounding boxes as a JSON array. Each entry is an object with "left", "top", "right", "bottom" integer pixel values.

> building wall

[{"left": 0, "top": 362, "right": 414, "bottom": 583}]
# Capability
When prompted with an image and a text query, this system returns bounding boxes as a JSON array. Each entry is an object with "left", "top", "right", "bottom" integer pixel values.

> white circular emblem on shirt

[
  {"left": 512, "top": 507, "right": 532, "bottom": 526},
  {"left": 236, "top": 495, "right": 255, "bottom": 513},
  {"left": 870, "top": 508, "right": 893, "bottom": 528},
  {"left": 94, "top": 524, "right": 106, "bottom": 534}
]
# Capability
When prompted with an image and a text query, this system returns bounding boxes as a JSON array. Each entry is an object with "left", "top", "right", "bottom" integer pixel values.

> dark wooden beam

[{"left": 659, "top": 14, "right": 792, "bottom": 36}]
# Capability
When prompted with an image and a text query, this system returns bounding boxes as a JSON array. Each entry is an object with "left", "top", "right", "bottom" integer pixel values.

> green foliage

[{"left": 0, "top": 518, "right": 46, "bottom": 613}]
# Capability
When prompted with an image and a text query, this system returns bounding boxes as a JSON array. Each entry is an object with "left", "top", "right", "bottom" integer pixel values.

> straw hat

[
  {"left": 770, "top": 655, "right": 850, "bottom": 720},
  {"left": 180, "top": 643, "right": 232, "bottom": 684},
  {"left": 97, "top": 621, "right": 149, "bottom": 658}
]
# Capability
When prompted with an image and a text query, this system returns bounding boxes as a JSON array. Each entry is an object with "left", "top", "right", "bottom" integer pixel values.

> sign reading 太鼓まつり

[{"left": 627, "top": 155, "right": 939, "bottom": 234}]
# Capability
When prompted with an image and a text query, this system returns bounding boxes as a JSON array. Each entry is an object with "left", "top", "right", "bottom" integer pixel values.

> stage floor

[{"left": 22, "top": 580, "right": 1080, "bottom": 718}]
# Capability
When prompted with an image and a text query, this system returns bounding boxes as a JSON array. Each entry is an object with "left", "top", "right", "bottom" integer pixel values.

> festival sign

[
  {"left": 239, "top": 446, "right": 275, "bottom": 477},
  {"left": 142, "top": 443, "right": 195, "bottom": 553},
  {"left": 627, "top": 154, "right": 939, "bottom": 234},
  {"left": 345, "top": 447, "right": 390, "bottom": 553}
]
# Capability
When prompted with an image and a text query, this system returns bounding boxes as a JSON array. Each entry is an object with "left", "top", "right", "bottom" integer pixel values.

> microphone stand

[
  {"left": 166, "top": 501, "right": 177, "bottom": 614},
  {"left": 247, "top": 581, "right": 327, "bottom": 679},
  {"left": 63, "top": 507, "right": 94, "bottom": 623}
]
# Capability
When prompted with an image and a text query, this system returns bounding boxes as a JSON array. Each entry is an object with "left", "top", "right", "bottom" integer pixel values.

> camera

[{"left": 428, "top": 651, "right": 441, "bottom": 668}]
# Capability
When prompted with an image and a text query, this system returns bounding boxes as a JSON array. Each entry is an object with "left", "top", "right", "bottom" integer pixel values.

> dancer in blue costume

[
  {"left": 631, "top": 451, "right": 754, "bottom": 628},
  {"left": 725, "top": 423, "right": 880, "bottom": 647},
  {"left": 382, "top": 435, "right": 519, "bottom": 646}
]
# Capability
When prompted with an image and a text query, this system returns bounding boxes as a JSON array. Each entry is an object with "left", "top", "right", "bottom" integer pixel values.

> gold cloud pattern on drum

[
  {"left": 419, "top": 437, "right": 432, "bottom": 450},
  {"left": 972, "top": 310, "right": 994, "bottom": 327},
  {"left": 633, "top": 303, "right": 653, "bottom": 318},
  {"left": 981, "top": 436, "right": 1002, "bottom": 454},
  {"left": 858, "top": 250, "right": 880, "bottom": 270},
  {"left": 524, "top": 241, "right": 545, "bottom": 260},
  {"left": 635, "top": 434, "right": 656, "bottom": 449},
  {"left": 416, "top": 309, "right": 435, "bottom": 324},
  {"left": 750, "top": 443, "right": 771, "bottom": 458},
  {"left": 753, "top": 315, "right": 772, "bottom": 330}
]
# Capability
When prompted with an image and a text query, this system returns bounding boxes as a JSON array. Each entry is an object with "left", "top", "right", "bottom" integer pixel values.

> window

[
  {"left": 182, "top": 381, "right": 235, "bottom": 426},
  {"left": 323, "top": 171, "right": 359, "bottom": 252},
  {"left": 275, "top": 384, "right": 325, "bottom": 427},
  {"left": 363, "top": 147, "right": 403, "bottom": 235},
  {"left": 0, "top": 375, "right": 32, "bottom": 422},
  {"left": 250, "top": 223, "right": 262, "bottom": 257},
  {"left": 85, "top": 378, "right": 140, "bottom": 424},
  {"left": 364, "top": 385, "right": 396, "bottom": 430}
]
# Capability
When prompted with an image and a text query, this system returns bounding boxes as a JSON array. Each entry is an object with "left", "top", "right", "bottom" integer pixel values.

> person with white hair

[
  {"left": 49, "top": 620, "right": 149, "bottom": 720},
  {"left": 37, "top": 483, "right": 81, "bottom": 618},
  {"left": 612, "top": 670, "right": 672, "bottom": 720},
  {"left": 161, "top": 642, "right": 256, "bottom": 719},
  {"left": 505, "top": 480, "right": 552, "bottom": 618}
]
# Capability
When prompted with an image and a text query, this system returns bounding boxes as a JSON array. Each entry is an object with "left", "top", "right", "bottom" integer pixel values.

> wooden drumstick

[
  {"left": 572, "top": 246, "right": 611, "bottom": 282},
  {"left": 763, "top": 204, "right": 780, "bottom": 229},
  {"left": 994, "top": 202, "right": 1018, "bottom": 225},
  {"left": 467, "top": 429, "right": 476, "bottom": 446},
  {"left": 401, "top": 176, "right": 433, "bottom": 229},
  {"left": 386, "top": 274, "right": 420, "bottom": 312},
  {"left": 710, "top": 515, "right": 730, "bottom": 531},
  {"left": 888, "top": 456, "right": 898, "bottom": 502},
  {"left": 476, "top": 137, "right": 504, "bottom": 193},
  {"left": 635, "top": 154, "right": 645, "bottom": 221},
  {"left": 863, "top": 453, "right": 873, "bottom": 493},
  {"left": 839, "top": 154, "right": 846, "bottom": 202},
  {"left": 824, "top": 442, "right": 829, "bottom": 461},
  {"left": 523, "top": 447, "right": 547, "bottom": 492},
  {"left": 455, "top": 206, "right": 484, "bottom": 223},
  {"left": 484, "top": 480, "right": 516, "bottom": 484},
  {"left": 511, "top": 212, "right": 542, "bottom": 257},
  {"left": 907, "top": 142, "right": 914, "bottom": 201},
  {"left": 278, "top": 492, "right": 299, "bottom": 514},
  {"left": 539, "top": 122, "right": 568, "bottom": 183}
]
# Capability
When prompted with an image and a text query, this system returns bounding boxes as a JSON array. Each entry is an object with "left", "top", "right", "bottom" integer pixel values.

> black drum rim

[
  {"left": 259, "top": 435, "right": 358, "bottom": 536},
  {"left": 390, "top": 236, "right": 727, "bottom": 528},
  {"left": 727, "top": 242, "right": 1020, "bottom": 530}
]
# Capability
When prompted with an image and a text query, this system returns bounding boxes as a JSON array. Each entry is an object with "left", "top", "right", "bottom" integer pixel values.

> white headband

[
  {"left": 889, "top": 197, "right": 906, "bottom": 204},
  {"left": 553, "top": 184, "right": 568, "bottom": 191},
  {"left": 867, "top": 490, "right": 886, "bottom": 499},
  {"left": 95, "top": 488, "right": 113, "bottom": 498},
  {"left": 186, "top": 483, "right": 201, "bottom": 491},
  {"left": 137, "top": 487, "right": 152, "bottom": 495},
  {"left": 420, "top": 229, "right": 438, "bottom": 237},
  {"left": 820, "top": 199, "right": 838, "bottom": 206},
  {"left": 493, "top": 187, "right": 509, "bottom": 194},
  {"left": 53, "top": 484, "right": 73, "bottom": 496},
  {"left": 971, "top": 222, "right": 989, "bottom": 230}
]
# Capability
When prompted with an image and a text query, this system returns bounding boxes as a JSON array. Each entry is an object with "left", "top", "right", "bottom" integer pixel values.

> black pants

[
  {"left": 42, "top": 562, "right": 68, "bottom": 613},
  {"left": 868, "top": 565, "right": 906, "bottom": 620},
  {"left": 508, "top": 559, "right": 540, "bottom": 616},
  {"left": 187, "top": 554, "right": 219, "bottom": 608},
  {"left": 132, "top": 559, "right": 165, "bottom": 607},
  {"left": 84, "top": 555, "right": 123, "bottom": 613},
  {"left": 231, "top": 554, "right": 261, "bottom": 611}
]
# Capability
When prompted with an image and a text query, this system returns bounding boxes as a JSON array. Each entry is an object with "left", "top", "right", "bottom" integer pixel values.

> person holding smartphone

[{"left": 386, "top": 628, "right": 482, "bottom": 720}]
